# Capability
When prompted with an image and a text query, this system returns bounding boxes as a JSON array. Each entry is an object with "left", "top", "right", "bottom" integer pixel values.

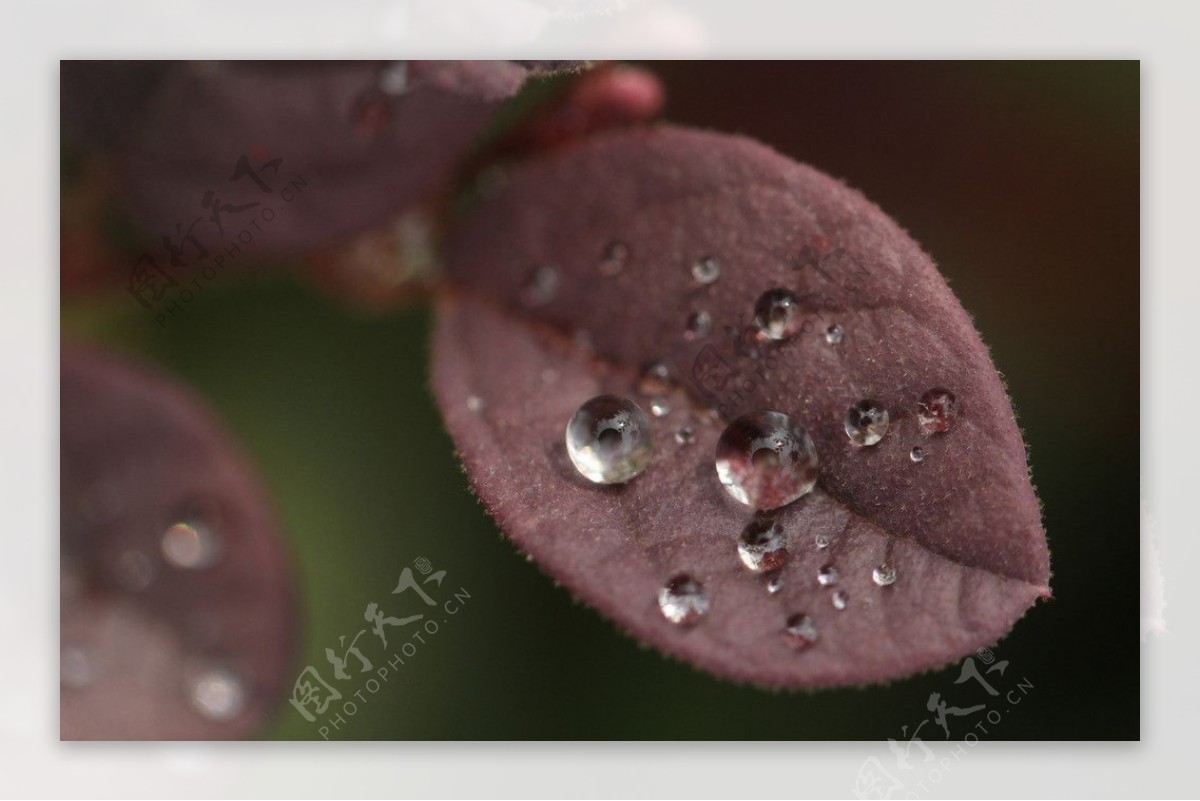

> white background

[{"left": 0, "top": 0, "right": 1193, "bottom": 797}]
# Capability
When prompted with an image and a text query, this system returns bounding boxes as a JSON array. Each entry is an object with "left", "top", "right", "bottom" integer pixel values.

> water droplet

[
  {"left": 737, "top": 518, "right": 789, "bottom": 573},
  {"left": 715, "top": 411, "right": 820, "bottom": 510},
  {"left": 113, "top": 549, "right": 155, "bottom": 592},
  {"left": 825, "top": 324, "right": 844, "bottom": 345},
  {"left": 815, "top": 533, "right": 831, "bottom": 550},
  {"left": 565, "top": 395, "right": 654, "bottom": 484},
  {"left": 784, "top": 613, "right": 819, "bottom": 646},
  {"left": 638, "top": 361, "right": 674, "bottom": 395},
  {"left": 910, "top": 446, "right": 925, "bottom": 463},
  {"left": 657, "top": 574, "right": 710, "bottom": 625},
  {"left": 873, "top": 564, "right": 897, "bottom": 586},
  {"left": 844, "top": 400, "right": 890, "bottom": 446},
  {"left": 189, "top": 667, "right": 246, "bottom": 722},
  {"left": 684, "top": 310, "right": 713, "bottom": 340},
  {"left": 650, "top": 400, "right": 671, "bottom": 417},
  {"left": 378, "top": 61, "right": 408, "bottom": 96},
  {"left": 61, "top": 645, "right": 94, "bottom": 689},
  {"left": 918, "top": 388, "right": 959, "bottom": 434},
  {"left": 161, "top": 521, "right": 221, "bottom": 570},
  {"left": 466, "top": 395, "right": 485, "bottom": 413},
  {"left": 692, "top": 256, "right": 721, "bottom": 285},
  {"left": 831, "top": 590, "right": 849, "bottom": 610},
  {"left": 520, "top": 265, "right": 559, "bottom": 307},
  {"left": 817, "top": 564, "right": 839, "bottom": 587},
  {"left": 674, "top": 426, "right": 695, "bottom": 446},
  {"left": 599, "top": 240, "right": 629, "bottom": 276},
  {"left": 754, "top": 289, "right": 802, "bottom": 341},
  {"left": 766, "top": 573, "right": 784, "bottom": 594}
]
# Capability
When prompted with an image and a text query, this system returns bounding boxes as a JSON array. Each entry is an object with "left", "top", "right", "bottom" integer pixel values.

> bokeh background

[{"left": 61, "top": 61, "right": 1139, "bottom": 740}]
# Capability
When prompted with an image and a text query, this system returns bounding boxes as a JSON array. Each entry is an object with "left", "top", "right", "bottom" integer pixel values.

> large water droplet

[
  {"left": 737, "top": 518, "right": 789, "bottom": 573},
  {"left": 784, "top": 613, "right": 819, "bottom": 647},
  {"left": 844, "top": 400, "right": 890, "bottom": 446},
  {"left": 831, "top": 590, "right": 849, "bottom": 610},
  {"left": 753, "top": 289, "right": 802, "bottom": 341},
  {"left": 817, "top": 564, "right": 840, "bottom": 587},
  {"left": 638, "top": 361, "right": 674, "bottom": 395},
  {"left": 685, "top": 310, "right": 713, "bottom": 340},
  {"left": 189, "top": 667, "right": 246, "bottom": 722},
  {"left": 873, "top": 564, "right": 897, "bottom": 586},
  {"left": 520, "top": 265, "right": 560, "bottom": 307},
  {"left": 161, "top": 520, "right": 222, "bottom": 570},
  {"left": 658, "top": 574, "right": 710, "bottom": 625},
  {"left": 599, "top": 240, "right": 629, "bottom": 276},
  {"left": 825, "top": 324, "right": 844, "bottom": 345},
  {"left": 910, "top": 446, "right": 925, "bottom": 463},
  {"left": 565, "top": 395, "right": 654, "bottom": 484},
  {"left": 918, "top": 388, "right": 959, "bottom": 434},
  {"left": 715, "top": 411, "right": 819, "bottom": 510},
  {"left": 692, "top": 256, "right": 721, "bottom": 285}
]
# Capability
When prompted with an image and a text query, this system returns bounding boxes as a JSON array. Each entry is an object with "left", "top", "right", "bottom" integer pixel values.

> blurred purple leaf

[
  {"left": 431, "top": 126, "right": 1050, "bottom": 688},
  {"left": 61, "top": 344, "right": 296, "bottom": 738}
]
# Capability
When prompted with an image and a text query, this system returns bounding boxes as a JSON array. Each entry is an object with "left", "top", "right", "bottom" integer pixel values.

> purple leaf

[
  {"left": 61, "top": 344, "right": 297, "bottom": 738},
  {"left": 431, "top": 126, "right": 1050, "bottom": 688},
  {"left": 115, "top": 60, "right": 557, "bottom": 254}
]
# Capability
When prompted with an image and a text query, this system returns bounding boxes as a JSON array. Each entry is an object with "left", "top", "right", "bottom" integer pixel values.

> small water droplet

[
  {"left": 754, "top": 289, "right": 802, "bottom": 341},
  {"left": 565, "top": 395, "right": 654, "bottom": 484},
  {"left": 650, "top": 400, "right": 671, "bottom": 417},
  {"left": 844, "top": 400, "right": 890, "bottom": 446},
  {"left": 61, "top": 645, "right": 94, "bottom": 689},
  {"left": 831, "top": 590, "right": 849, "bottom": 610},
  {"left": 825, "top": 324, "right": 844, "bottom": 345},
  {"left": 638, "top": 361, "right": 674, "bottom": 395},
  {"left": 674, "top": 426, "right": 695, "bottom": 446},
  {"left": 378, "top": 61, "right": 408, "bottom": 96},
  {"left": 918, "top": 388, "right": 959, "bottom": 434},
  {"left": 715, "top": 411, "right": 819, "bottom": 510},
  {"left": 684, "top": 310, "right": 713, "bottom": 341},
  {"left": 910, "top": 446, "right": 925, "bottom": 463},
  {"left": 466, "top": 395, "right": 485, "bottom": 413},
  {"left": 658, "top": 574, "right": 710, "bottom": 625},
  {"left": 737, "top": 518, "right": 789, "bottom": 573},
  {"left": 766, "top": 573, "right": 784, "bottom": 594},
  {"left": 692, "top": 256, "right": 721, "bottom": 285},
  {"left": 113, "top": 549, "right": 155, "bottom": 592},
  {"left": 520, "top": 265, "right": 560, "bottom": 307},
  {"left": 815, "top": 533, "right": 831, "bottom": 550},
  {"left": 784, "top": 613, "right": 819, "bottom": 646},
  {"left": 599, "top": 240, "right": 629, "bottom": 276},
  {"left": 161, "top": 521, "right": 221, "bottom": 570},
  {"left": 189, "top": 667, "right": 246, "bottom": 722},
  {"left": 817, "top": 564, "right": 840, "bottom": 587},
  {"left": 873, "top": 564, "right": 897, "bottom": 586}
]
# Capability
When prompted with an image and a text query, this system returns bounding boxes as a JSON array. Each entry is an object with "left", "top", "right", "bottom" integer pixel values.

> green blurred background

[{"left": 62, "top": 61, "right": 1139, "bottom": 739}]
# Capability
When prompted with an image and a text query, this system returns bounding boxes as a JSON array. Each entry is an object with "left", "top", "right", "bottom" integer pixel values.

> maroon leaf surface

[
  {"left": 115, "top": 60, "right": 567, "bottom": 254},
  {"left": 432, "top": 126, "right": 1050, "bottom": 688},
  {"left": 61, "top": 344, "right": 297, "bottom": 738}
]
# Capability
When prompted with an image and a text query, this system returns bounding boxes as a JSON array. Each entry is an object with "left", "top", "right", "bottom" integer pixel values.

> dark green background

[{"left": 63, "top": 62, "right": 1139, "bottom": 739}]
